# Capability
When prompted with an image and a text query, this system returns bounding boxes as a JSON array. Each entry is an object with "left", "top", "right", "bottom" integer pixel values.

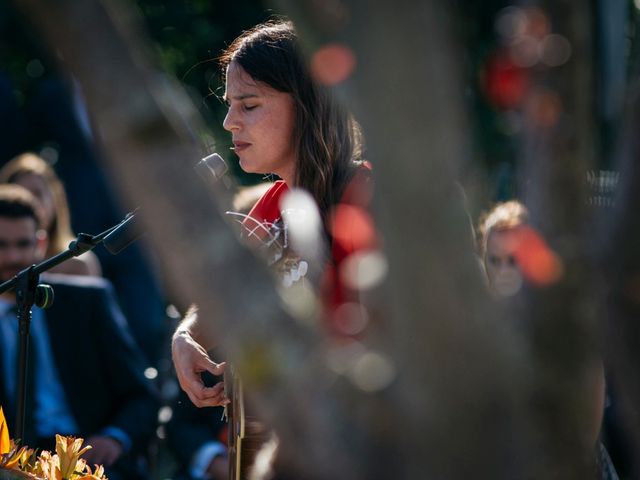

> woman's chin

[
  {"left": 238, "top": 159, "right": 253, "bottom": 173},
  {"left": 238, "top": 160, "right": 265, "bottom": 176}
]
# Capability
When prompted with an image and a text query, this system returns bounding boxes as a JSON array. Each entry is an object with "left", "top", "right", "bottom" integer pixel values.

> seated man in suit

[{"left": 0, "top": 184, "right": 158, "bottom": 479}]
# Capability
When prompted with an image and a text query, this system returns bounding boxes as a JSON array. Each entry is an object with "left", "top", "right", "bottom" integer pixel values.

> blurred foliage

[
  {"left": 0, "top": 0, "right": 277, "bottom": 183},
  {"left": 455, "top": 0, "right": 520, "bottom": 203},
  {"left": 457, "top": 0, "right": 640, "bottom": 203},
  {"left": 0, "top": 1, "right": 49, "bottom": 102}
]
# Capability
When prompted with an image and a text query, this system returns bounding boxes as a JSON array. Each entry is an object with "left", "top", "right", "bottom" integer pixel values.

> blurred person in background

[
  {"left": 19, "top": 75, "right": 167, "bottom": 369},
  {"left": 476, "top": 199, "right": 528, "bottom": 297},
  {"left": 476, "top": 199, "right": 619, "bottom": 479},
  {"left": 0, "top": 184, "right": 158, "bottom": 480},
  {"left": 0, "top": 152, "right": 101, "bottom": 276}
]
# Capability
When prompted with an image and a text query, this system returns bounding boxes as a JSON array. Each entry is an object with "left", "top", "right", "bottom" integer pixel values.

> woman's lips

[{"left": 232, "top": 141, "right": 251, "bottom": 153}]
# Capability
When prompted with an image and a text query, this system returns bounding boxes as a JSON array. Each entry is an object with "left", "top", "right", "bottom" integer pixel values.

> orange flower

[
  {"left": 1, "top": 441, "right": 35, "bottom": 471},
  {"left": 75, "top": 464, "right": 107, "bottom": 480},
  {"left": 0, "top": 407, "right": 9, "bottom": 455},
  {"left": 55, "top": 435, "right": 91, "bottom": 479},
  {"left": 0, "top": 434, "right": 107, "bottom": 480}
]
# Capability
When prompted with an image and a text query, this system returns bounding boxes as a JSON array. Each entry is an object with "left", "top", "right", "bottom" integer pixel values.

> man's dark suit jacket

[{"left": 0, "top": 274, "right": 158, "bottom": 476}]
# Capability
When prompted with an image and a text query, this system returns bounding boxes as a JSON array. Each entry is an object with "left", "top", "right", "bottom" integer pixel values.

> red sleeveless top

[{"left": 242, "top": 165, "right": 378, "bottom": 336}]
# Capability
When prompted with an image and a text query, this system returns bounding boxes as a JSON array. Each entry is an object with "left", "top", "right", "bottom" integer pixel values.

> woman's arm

[{"left": 171, "top": 305, "right": 228, "bottom": 407}]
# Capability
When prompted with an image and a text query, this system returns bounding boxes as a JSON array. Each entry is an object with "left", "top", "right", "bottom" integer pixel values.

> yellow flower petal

[{"left": 0, "top": 407, "right": 10, "bottom": 454}]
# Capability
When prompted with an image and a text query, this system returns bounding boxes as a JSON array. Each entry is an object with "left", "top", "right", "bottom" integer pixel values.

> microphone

[
  {"left": 102, "top": 211, "right": 144, "bottom": 255},
  {"left": 194, "top": 153, "right": 228, "bottom": 188}
]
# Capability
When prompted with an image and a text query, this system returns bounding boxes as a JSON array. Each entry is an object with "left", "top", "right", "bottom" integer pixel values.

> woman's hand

[{"left": 171, "top": 329, "right": 228, "bottom": 407}]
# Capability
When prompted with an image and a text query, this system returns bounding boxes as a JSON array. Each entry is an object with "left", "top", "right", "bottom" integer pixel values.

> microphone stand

[{"left": 0, "top": 219, "right": 127, "bottom": 440}]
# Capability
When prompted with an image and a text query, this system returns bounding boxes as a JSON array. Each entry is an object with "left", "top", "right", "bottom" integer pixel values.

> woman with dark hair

[
  {"left": 219, "top": 20, "right": 364, "bottom": 218},
  {"left": 170, "top": 18, "right": 375, "bottom": 478},
  {"left": 172, "top": 18, "right": 372, "bottom": 404}
]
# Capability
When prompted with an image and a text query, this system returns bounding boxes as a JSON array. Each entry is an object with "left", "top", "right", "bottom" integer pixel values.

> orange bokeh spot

[
  {"left": 329, "top": 204, "right": 376, "bottom": 257},
  {"left": 311, "top": 43, "right": 356, "bottom": 86},
  {"left": 510, "top": 226, "right": 563, "bottom": 286},
  {"left": 528, "top": 90, "right": 562, "bottom": 128}
]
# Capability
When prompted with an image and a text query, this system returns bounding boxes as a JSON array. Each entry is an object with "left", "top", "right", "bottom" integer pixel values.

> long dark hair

[{"left": 219, "top": 20, "right": 363, "bottom": 220}]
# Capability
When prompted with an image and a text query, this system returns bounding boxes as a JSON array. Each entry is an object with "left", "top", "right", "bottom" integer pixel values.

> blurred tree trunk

[
  {"left": 279, "top": 0, "right": 609, "bottom": 478},
  {"left": 276, "top": 1, "right": 532, "bottom": 478},
  {"left": 517, "top": 1, "right": 601, "bottom": 478}
]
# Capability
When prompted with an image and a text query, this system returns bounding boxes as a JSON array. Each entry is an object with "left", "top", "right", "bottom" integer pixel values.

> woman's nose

[{"left": 223, "top": 107, "right": 239, "bottom": 132}]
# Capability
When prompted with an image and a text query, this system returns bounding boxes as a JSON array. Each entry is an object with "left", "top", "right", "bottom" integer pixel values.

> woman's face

[
  {"left": 223, "top": 62, "right": 297, "bottom": 185},
  {"left": 484, "top": 228, "right": 523, "bottom": 297},
  {"left": 13, "top": 173, "right": 55, "bottom": 230}
]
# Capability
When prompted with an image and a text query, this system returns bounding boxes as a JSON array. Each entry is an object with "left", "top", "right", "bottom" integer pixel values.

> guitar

[
  {"left": 224, "top": 206, "right": 308, "bottom": 479},
  {"left": 224, "top": 366, "right": 273, "bottom": 480}
]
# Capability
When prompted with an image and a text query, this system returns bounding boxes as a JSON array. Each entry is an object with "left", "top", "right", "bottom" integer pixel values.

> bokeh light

[
  {"left": 510, "top": 226, "right": 564, "bottom": 286},
  {"left": 510, "top": 35, "right": 540, "bottom": 67},
  {"left": 348, "top": 350, "right": 396, "bottom": 393},
  {"left": 340, "top": 250, "right": 388, "bottom": 291},
  {"left": 158, "top": 405, "right": 173, "bottom": 423},
  {"left": 495, "top": 6, "right": 528, "bottom": 40},
  {"left": 279, "top": 281, "right": 319, "bottom": 326},
  {"left": 281, "top": 188, "right": 323, "bottom": 263},
  {"left": 329, "top": 204, "right": 377, "bottom": 253},
  {"left": 326, "top": 340, "right": 367, "bottom": 375},
  {"left": 333, "top": 302, "right": 370, "bottom": 336},
  {"left": 540, "top": 34, "right": 572, "bottom": 67},
  {"left": 492, "top": 6, "right": 570, "bottom": 74},
  {"left": 310, "top": 43, "right": 356, "bottom": 86},
  {"left": 525, "top": 89, "right": 563, "bottom": 128},
  {"left": 481, "top": 52, "right": 529, "bottom": 109}
]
